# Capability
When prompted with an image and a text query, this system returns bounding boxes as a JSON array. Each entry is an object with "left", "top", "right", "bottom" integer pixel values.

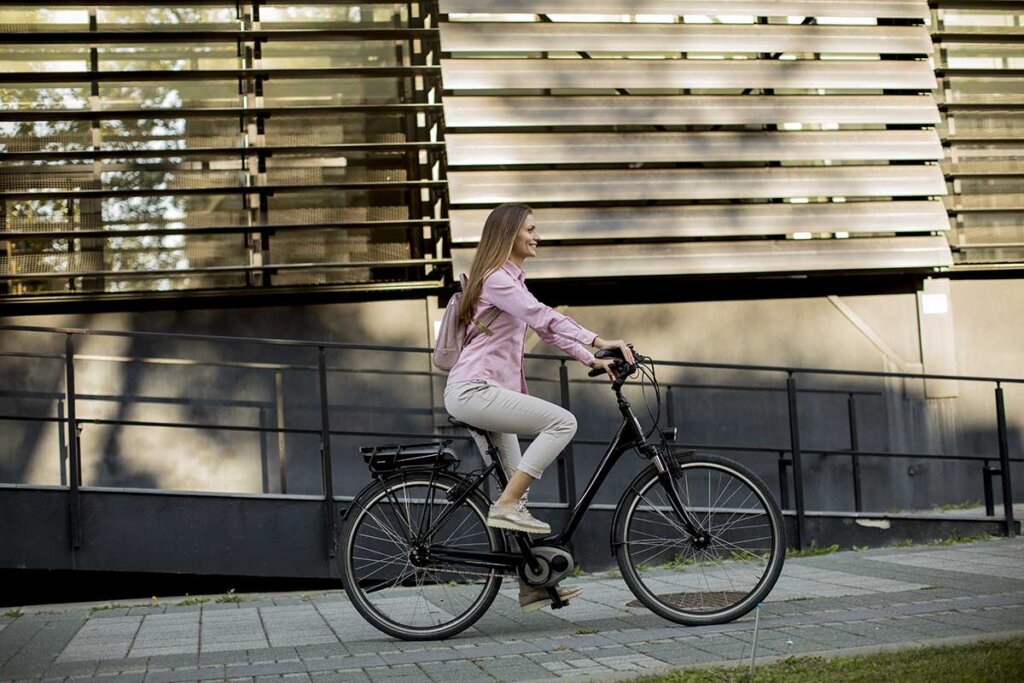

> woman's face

[{"left": 510, "top": 214, "right": 539, "bottom": 261}]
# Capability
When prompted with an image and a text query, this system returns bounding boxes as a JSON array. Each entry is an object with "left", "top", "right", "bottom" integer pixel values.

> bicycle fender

[
  {"left": 609, "top": 465, "right": 657, "bottom": 556},
  {"left": 339, "top": 469, "right": 474, "bottom": 524},
  {"left": 340, "top": 479, "right": 387, "bottom": 524}
]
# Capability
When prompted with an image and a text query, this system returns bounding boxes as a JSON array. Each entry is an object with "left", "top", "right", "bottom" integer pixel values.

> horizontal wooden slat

[
  {"left": 944, "top": 194, "right": 1024, "bottom": 212},
  {"left": 943, "top": 160, "right": 1024, "bottom": 178},
  {"left": 440, "top": 23, "right": 933, "bottom": 55},
  {"left": 443, "top": 95, "right": 940, "bottom": 127},
  {"left": 0, "top": 66, "right": 439, "bottom": 85},
  {"left": 441, "top": 59, "right": 937, "bottom": 90},
  {"left": 451, "top": 235, "right": 952, "bottom": 278},
  {"left": 446, "top": 130, "right": 943, "bottom": 165},
  {"left": 0, "top": 103, "right": 439, "bottom": 123},
  {"left": 0, "top": 28, "right": 435, "bottom": 44},
  {"left": 439, "top": 1, "right": 930, "bottom": 20},
  {"left": 935, "top": 28, "right": 1024, "bottom": 44},
  {"left": 448, "top": 166, "right": 947, "bottom": 204},
  {"left": 449, "top": 201, "right": 950, "bottom": 242}
]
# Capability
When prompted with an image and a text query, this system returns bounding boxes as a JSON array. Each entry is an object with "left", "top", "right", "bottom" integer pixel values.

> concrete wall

[{"left": 2, "top": 278, "right": 1021, "bottom": 517}]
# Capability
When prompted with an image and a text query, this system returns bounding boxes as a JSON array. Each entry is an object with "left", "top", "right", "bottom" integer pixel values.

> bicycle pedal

[{"left": 545, "top": 587, "right": 569, "bottom": 610}]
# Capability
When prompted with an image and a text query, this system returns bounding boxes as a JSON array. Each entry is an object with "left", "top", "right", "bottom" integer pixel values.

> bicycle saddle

[{"left": 448, "top": 416, "right": 488, "bottom": 435}]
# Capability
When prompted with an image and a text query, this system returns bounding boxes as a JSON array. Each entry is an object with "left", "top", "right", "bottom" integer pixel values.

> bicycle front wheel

[
  {"left": 340, "top": 472, "right": 505, "bottom": 640},
  {"left": 614, "top": 451, "right": 785, "bottom": 626}
]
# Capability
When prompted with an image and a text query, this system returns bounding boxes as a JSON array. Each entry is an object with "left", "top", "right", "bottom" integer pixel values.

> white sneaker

[
  {"left": 519, "top": 584, "right": 583, "bottom": 613},
  {"left": 487, "top": 502, "right": 551, "bottom": 534}
]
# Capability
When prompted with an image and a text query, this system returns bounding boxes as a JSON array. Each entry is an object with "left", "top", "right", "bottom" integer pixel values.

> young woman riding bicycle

[{"left": 443, "top": 202, "right": 635, "bottom": 612}]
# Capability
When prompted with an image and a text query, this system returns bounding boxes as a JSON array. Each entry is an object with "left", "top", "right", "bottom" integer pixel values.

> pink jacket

[{"left": 446, "top": 260, "right": 598, "bottom": 394}]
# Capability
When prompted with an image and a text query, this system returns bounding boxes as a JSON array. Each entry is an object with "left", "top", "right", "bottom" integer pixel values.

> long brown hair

[{"left": 458, "top": 202, "right": 533, "bottom": 326}]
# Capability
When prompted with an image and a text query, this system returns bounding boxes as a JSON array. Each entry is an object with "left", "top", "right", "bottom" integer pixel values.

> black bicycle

[{"left": 340, "top": 346, "right": 785, "bottom": 640}]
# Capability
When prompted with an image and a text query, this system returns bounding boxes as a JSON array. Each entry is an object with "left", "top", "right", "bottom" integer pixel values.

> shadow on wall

[
  {"left": 0, "top": 301, "right": 435, "bottom": 497},
  {"left": 1, "top": 296, "right": 1021, "bottom": 512}
]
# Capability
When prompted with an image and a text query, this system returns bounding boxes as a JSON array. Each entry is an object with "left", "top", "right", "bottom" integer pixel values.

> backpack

[{"left": 432, "top": 273, "right": 500, "bottom": 371}]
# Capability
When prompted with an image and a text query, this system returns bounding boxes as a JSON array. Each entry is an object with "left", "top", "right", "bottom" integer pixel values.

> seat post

[{"left": 448, "top": 416, "right": 508, "bottom": 488}]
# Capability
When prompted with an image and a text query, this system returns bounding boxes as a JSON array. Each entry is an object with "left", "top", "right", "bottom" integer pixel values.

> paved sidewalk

[{"left": 2, "top": 538, "right": 1023, "bottom": 683}]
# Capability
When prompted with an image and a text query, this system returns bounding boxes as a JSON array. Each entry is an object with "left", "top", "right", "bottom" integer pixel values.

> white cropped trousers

[{"left": 443, "top": 379, "right": 577, "bottom": 480}]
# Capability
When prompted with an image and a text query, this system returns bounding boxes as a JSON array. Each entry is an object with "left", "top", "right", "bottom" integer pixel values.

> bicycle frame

[{"left": 423, "top": 383, "right": 709, "bottom": 571}]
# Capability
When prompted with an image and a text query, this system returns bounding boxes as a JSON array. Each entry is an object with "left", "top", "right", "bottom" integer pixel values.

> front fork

[{"left": 651, "top": 448, "right": 711, "bottom": 545}]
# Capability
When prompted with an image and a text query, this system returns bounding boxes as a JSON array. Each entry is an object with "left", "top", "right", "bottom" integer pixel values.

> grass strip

[{"left": 632, "top": 636, "right": 1024, "bottom": 683}]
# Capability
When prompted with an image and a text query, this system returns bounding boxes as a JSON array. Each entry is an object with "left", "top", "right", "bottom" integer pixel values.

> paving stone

[
  {"left": 92, "top": 659, "right": 148, "bottom": 676},
  {"left": 473, "top": 655, "right": 551, "bottom": 682},
  {"left": 142, "top": 665, "right": 225, "bottom": 683},
  {"left": 362, "top": 664, "right": 423, "bottom": 683},
  {"left": 225, "top": 661, "right": 308, "bottom": 679},
  {"left": 245, "top": 648, "right": 300, "bottom": 664},
  {"left": 76, "top": 674, "right": 146, "bottom": 683},
  {"left": 294, "top": 644, "right": 347, "bottom": 660},
  {"left": 195, "top": 652, "right": 247, "bottom": 666},
  {"left": 417, "top": 660, "right": 493, "bottom": 683},
  {"left": 41, "top": 661, "right": 102, "bottom": 678},
  {"left": 308, "top": 671, "right": 370, "bottom": 683},
  {"left": 141, "top": 655, "right": 199, "bottom": 670}
]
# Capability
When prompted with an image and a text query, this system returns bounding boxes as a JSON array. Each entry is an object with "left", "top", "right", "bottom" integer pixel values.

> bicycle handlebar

[{"left": 587, "top": 344, "right": 647, "bottom": 383}]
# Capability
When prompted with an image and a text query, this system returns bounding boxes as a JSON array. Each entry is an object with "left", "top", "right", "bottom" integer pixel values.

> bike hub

[
  {"left": 408, "top": 546, "right": 431, "bottom": 567},
  {"left": 690, "top": 533, "right": 711, "bottom": 550}
]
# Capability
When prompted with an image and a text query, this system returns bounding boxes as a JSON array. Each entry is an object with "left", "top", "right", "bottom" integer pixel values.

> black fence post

[
  {"left": 666, "top": 385, "right": 676, "bottom": 429},
  {"left": 57, "top": 398, "right": 67, "bottom": 487},
  {"left": 64, "top": 333, "right": 82, "bottom": 550},
  {"left": 786, "top": 373, "right": 806, "bottom": 550},
  {"left": 557, "top": 360, "right": 578, "bottom": 508},
  {"left": 777, "top": 451, "right": 790, "bottom": 511},
  {"left": 995, "top": 383, "right": 1016, "bottom": 537},
  {"left": 848, "top": 393, "right": 863, "bottom": 512},
  {"left": 982, "top": 460, "right": 996, "bottom": 517},
  {"left": 318, "top": 347, "right": 339, "bottom": 559}
]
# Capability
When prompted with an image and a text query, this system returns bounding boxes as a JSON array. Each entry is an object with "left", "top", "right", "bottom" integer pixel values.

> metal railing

[{"left": 0, "top": 323, "right": 1020, "bottom": 554}]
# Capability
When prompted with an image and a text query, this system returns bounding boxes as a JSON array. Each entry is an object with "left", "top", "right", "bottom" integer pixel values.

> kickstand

[{"left": 546, "top": 586, "right": 569, "bottom": 610}]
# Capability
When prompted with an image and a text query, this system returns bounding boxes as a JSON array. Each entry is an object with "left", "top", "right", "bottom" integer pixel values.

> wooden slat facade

[{"left": 439, "top": 2, "right": 952, "bottom": 281}]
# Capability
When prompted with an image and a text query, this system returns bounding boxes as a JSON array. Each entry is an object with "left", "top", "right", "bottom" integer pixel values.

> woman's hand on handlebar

[
  {"left": 593, "top": 337, "right": 636, "bottom": 365},
  {"left": 589, "top": 357, "right": 621, "bottom": 381}
]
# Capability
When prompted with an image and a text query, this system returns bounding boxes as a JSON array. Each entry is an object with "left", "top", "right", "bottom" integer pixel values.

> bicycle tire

[
  {"left": 613, "top": 450, "right": 785, "bottom": 626},
  {"left": 340, "top": 471, "right": 505, "bottom": 640}
]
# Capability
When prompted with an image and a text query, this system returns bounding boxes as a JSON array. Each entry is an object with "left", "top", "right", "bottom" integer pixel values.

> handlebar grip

[{"left": 587, "top": 367, "right": 605, "bottom": 378}]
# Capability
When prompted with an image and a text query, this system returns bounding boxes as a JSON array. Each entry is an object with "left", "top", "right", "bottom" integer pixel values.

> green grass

[
  {"left": 215, "top": 588, "right": 244, "bottom": 604},
  {"left": 786, "top": 541, "right": 840, "bottom": 558},
  {"left": 663, "top": 553, "right": 697, "bottom": 569},
  {"left": 933, "top": 500, "right": 982, "bottom": 512},
  {"left": 177, "top": 595, "right": 210, "bottom": 606},
  {"left": 631, "top": 637, "right": 1024, "bottom": 683},
  {"left": 890, "top": 533, "right": 997, "bottom": 549},
  {"left": 3, "top": 608, "right": 23, "bottom": 619},
  {"left": 927, "top": 533, "right": 996, "bottom": 546},
  {"left": 89, "top": 603, "right": 130, "bottom": 613}
]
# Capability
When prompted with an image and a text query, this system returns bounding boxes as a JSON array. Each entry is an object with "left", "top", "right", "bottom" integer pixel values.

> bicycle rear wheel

[
  {"left": 614, "top": 451, "right": 785, "bottom": 625},
  {"left": 340, "top": 471, "right": 505, "bottom": 640}
]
